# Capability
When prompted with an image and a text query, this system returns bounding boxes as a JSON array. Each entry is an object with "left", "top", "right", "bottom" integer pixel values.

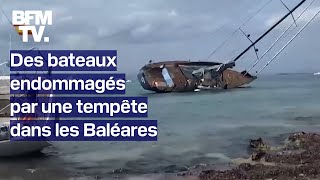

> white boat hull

[
  {"left": 0, "top": 77, "right": 55, "bottom": 157},
  {"left": 0, "top": 140, "right": 51, "bottom": 157}
]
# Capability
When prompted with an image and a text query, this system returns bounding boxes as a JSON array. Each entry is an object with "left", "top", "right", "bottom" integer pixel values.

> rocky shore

[{"left": 178, "top": 132, "right": 320, "bottom": 180}]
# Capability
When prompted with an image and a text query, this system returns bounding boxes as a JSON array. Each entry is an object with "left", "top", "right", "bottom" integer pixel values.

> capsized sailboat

[
  {"left": 138, "top": 61, "right": 256, "bottom": 93},
  {"left": 137, "top": 0, "right": 319, "bottom": 93}
]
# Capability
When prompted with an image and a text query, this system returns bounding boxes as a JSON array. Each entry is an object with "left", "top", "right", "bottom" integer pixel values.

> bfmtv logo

[{"left": 12, "top": 10, "right": 52, "bottom": 43}]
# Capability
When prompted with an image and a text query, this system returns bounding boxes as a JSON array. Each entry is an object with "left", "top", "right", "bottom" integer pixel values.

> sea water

[{"left": 0, "top": 74, "right": 319, "bottom": 180}]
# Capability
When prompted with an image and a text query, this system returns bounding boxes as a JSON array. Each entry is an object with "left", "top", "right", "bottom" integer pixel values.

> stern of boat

[{"left": 222, "top": 69, "right": 256, "bottom": 88}]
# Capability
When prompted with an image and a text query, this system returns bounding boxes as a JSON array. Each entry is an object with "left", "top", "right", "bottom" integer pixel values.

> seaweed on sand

[{"left": 180, "top": 132, "right": 320, "bottom": 180}]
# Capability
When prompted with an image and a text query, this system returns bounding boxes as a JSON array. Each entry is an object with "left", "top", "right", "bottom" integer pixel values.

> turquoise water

[{"left": 1, "top": 74, "right": 319, "bottom": 180}]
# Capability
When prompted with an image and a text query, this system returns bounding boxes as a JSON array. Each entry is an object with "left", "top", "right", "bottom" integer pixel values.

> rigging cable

[
  {"left": 280, "top": 0, "right": 298, "bottom": 26},
  {"left": 0, "top": 6, "right": 12, "bottom": 88},
  {"left": 1, "top": 7, "right": 50, "bottom": 76},
  {"left": 0, "top": 6, "right": 12, "bottom": 61},
  {"left": 0, "top": 5, "right": 51, "bottom": 115},
  {"left": 205, "top": 0, "right": 273, "bottom": 61},
  {"left": 244, "top": 0, "right": 316, "bottom": 76},
  {"left": 255, "top": 7, "right": 320, "bottom": 75},
  {"left": 0, "top": 6, "right": 12, "bottom": 24},
  {"left": 239, "top": 28, "right": 260, "bottom": 60}
]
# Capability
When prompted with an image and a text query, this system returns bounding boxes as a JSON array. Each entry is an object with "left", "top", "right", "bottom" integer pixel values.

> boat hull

[
  {"left": 137, "top": 61, "right": 256, "bottom": 93},
  {"left": 0, "top": 140, "right": 51, "bottom": 157}
]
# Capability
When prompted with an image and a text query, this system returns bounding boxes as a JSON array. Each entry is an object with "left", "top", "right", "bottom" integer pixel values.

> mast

[{"left": 233, "top": 0, "right": 306, "bottom": 62}]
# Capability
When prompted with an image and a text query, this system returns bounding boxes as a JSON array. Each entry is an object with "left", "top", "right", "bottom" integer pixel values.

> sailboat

[
  {"left": 0, "top": 53, "right": 56, "bottom": 157},
  {"left": 0, "top": 9, "right": 56, "bottom": 157},
  {"left": 137, "top": 0, "right": 319, "bottom": 93}
]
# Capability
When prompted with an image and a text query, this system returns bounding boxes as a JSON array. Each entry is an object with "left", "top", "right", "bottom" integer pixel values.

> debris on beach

[
  {"left": 179, "top": 132, "right": 320, "bottom": 180},
  {"left": 25, "top": 168, "right": 37, "bottom": 174}
]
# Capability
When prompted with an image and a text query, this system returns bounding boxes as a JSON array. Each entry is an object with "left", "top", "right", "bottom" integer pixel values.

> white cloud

[
  {"left": 168, "top": 10, "right": 178, "bottom": 17},
  {"left": 56, "top": 15, "right": 73, "bottom": 24},
  {"left": 265, "top": 7, "right": 320, "bottom": 27},
  {"left": 131, "top": 24, "right": 152, "bottom": 37}
]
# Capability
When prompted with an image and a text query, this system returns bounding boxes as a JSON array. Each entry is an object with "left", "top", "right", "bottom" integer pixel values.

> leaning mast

[{"left": 232, "top": 0, "right": 306, "bottom": 62}]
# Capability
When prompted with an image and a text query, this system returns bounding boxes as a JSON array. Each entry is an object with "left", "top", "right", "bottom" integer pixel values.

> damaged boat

[
  {"left": 138, "top": 61, "right": 256, "bottom": 93},
  {"left": 137, "top": 0, "right": 318, "bottom": 93}
]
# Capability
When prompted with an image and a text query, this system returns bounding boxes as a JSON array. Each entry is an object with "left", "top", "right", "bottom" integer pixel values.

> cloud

[
  {"left": 95, "top": 8, "right": 229, "bottom": 44},
  {"left": 265, "top": 6, "right": 320, "bottom": 27},
  {"left": 0, "top": 0, "right": 319, "bottom": 74},
  {"left": 168, "top": 10, "right": 178, "bottom": 17}
]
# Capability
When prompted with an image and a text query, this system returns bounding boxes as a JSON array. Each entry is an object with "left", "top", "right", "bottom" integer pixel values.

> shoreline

[{"left": 176, "top": 131, "right": 320, "bottom": 180}]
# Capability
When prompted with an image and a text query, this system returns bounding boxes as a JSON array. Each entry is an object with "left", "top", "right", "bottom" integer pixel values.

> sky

[{"left": 0, "top": 0, "right": 319, "bottom": 76}]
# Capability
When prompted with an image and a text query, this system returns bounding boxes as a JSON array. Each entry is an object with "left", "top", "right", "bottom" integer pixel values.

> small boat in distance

[{"left": 314, "top": 72, "right": 320, "bottom": 76}]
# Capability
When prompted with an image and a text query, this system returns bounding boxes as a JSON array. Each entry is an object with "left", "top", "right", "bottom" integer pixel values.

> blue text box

[
  {"left": 10, "top": 96, "right": 148, "bottom": 118},
  {"left": 10, "top": 50, "right": 117, "bottom": 71},
  {"left": 10, "top": 120, "right": 157, "bottom": 141},
  {"left": 10, "top": 73, "right": 126, "bottom": 94}
]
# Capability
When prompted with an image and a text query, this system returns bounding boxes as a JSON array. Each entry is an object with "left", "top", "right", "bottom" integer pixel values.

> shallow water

[{"left": 0, "top": 74, "right": 319, "bottom": 180}]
